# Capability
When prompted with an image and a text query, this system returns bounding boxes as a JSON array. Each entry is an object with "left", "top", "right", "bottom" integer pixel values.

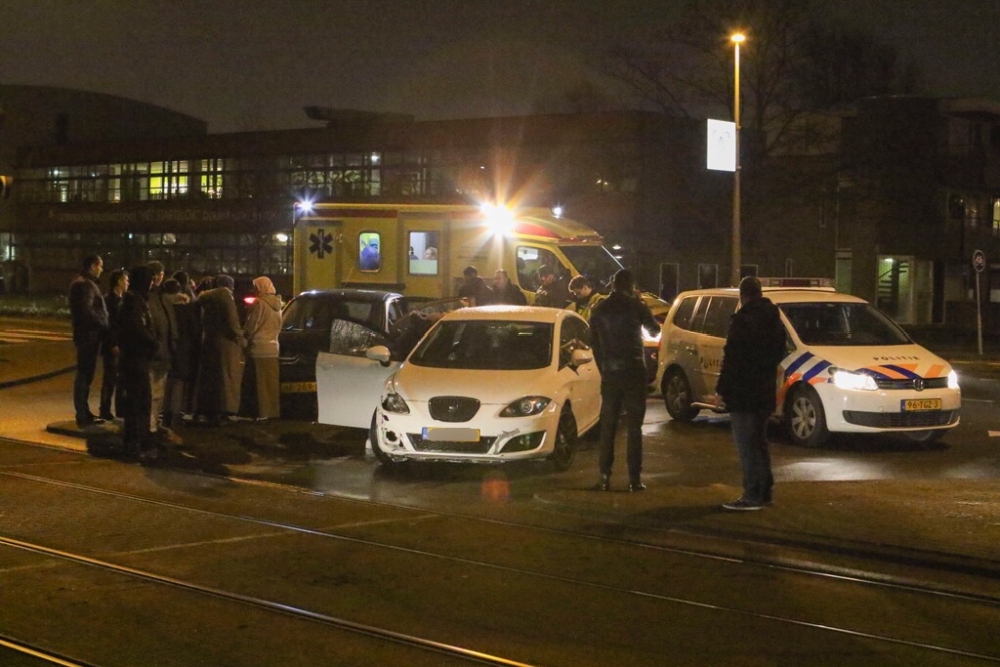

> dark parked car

[{"left": 278, "top": 289, "right": 462, "bottom": 420}]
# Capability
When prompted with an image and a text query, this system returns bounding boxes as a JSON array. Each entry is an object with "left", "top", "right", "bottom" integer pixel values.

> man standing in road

[
  {"left": 69, "top": 254, "right": 109, "bottom": 428},
  {"left": 457, "top": 266, "right": 491, "bottom": 307},
  {"left": 589, "top": 269, "right": 659, "bottom": 492},
  {"left": 567, "top": 275, "right": 605, "bottom": 321},
  {"left": 714, "top": 276, "right": 788, "bottom": 511},
  {"left": 99, "top": 268, "right": 128, "bottom": 421},
  {"left": 146, "top": 261, "right": 177, "bottom": 436},
  {"left": 533, "top": 265, "right": 570, "bottom": 308}
]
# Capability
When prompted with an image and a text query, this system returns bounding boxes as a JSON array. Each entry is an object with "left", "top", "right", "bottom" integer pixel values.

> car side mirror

[
  {"left": 570, "top": 348, "right": 593, "bottom": 368},
  {"left": 366, "top": 345, "right": 393, "bottom": 367}
]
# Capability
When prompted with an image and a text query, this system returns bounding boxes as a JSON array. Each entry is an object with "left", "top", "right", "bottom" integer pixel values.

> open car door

[{"left": 315, "top": 320, "right": 399, "bottom": 429}]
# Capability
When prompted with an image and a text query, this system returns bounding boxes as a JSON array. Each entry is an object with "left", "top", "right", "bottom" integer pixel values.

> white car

[
  {"left": 656, "top": 285, "right": 961, "bottom": 447},
  {"left": 318, "top": 305, "right": 602, "bottom": 469}
]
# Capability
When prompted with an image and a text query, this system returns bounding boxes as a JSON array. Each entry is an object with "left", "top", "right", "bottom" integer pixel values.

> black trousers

[
  {"left": 119, "top": 366, "right": 151, "bottom": 449},
  {"left": 73, "top": 337, "right": 102, "bottom": 422},
  {"left": 598, "top": 369, "right": 647, "bottom": 481},
  {"left": 99, "top": 352, "right": 119, "bottom": 418}
]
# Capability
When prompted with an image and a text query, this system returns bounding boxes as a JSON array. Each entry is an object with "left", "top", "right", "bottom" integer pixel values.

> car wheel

[
  {"left": 786, "top": 385, "right": 829, "bottom": 448},
  {"left": 369, "top": 411, "right": 396, "bottom": 466},
  {"left": 662, "top": 369, "right": 699, "bottom": 422},
  {"left": 548, "top": 408, "right": 577, "bottom": 472},
  {"left": 904, "top": 429, "right": 946, "bottom": 445}
]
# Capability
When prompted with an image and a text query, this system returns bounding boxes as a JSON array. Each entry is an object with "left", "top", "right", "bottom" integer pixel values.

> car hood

[
  {"left": 391, "top": 364, "right": 557, "bottom": 404},
  {"left": 787, "top": 344, "right": 953, "bottom": 380}
]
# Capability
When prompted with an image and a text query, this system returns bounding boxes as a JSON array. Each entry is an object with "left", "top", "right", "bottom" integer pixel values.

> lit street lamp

[{"left": 730, "top": 32, "right": 745, "bottom": 287}]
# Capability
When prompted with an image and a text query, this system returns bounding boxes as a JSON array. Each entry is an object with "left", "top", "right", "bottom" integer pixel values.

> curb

[{"left": 0, "top": 366, "right": 75, "bottom": 390}]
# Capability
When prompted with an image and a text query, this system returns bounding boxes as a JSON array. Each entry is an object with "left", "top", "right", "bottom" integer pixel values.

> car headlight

[
  {"left": 499, "top": 396, "right": 551, "bottom": 417},
  {"left": 381, "top": 376, "right": 409, "bottom": 414},
  {"left": 948, "top": 369, "right": 959, "bottom": 389},
  {"left": 830, "top": 367, "right": 878, "bottom": 391}
]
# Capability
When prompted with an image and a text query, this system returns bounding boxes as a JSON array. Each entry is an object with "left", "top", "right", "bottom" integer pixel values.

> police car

[{"left": 655, "top": 279, "right": 961, "bottom": 447}]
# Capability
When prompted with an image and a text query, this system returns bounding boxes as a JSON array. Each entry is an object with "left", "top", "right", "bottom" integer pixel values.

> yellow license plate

[
  {"left": 280, "top": 381, "right": 317, "bottom": 393},
  {"left": 901, "top": 398, "right": 941, "bottom": 411}
]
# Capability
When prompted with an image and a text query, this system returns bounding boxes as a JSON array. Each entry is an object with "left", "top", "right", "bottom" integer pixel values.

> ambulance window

[
  {"left": 408, "top": 231, "right": 439, "bottom": 275},
  {"left": 359, "top": 232, "right": 381, "bottom": 271},
  {"left": 702, "top": 296, "right": 739, "bottom": 338},
  {"left": 671, "top": 297, "right": 698, "bottom": 331},
  {"left": 516, "top": 246, "right": 566, "bottom": 291}
]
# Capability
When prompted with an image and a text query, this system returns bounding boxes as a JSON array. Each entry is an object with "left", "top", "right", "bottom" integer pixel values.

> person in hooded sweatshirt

[
  {"left": 195, "top": 274, "right": 244, "bottom": 425},
  {"left": 240, "top": 276, "right": 282, "bottom": 422}
]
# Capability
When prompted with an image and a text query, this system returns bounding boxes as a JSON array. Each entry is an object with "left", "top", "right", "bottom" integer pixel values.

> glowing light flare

[{"left": 480, "top": 202, "right": 515, "bottom": 236}]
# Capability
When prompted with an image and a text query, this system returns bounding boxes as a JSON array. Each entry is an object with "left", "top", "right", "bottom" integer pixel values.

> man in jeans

[
  {"left": 68, "top": 254, "right": 109, "bottom": 427},
  {"left": 715, "top": 276, "right": 788, "bottom": 510},
  {"left": 589, "top": 269, "right": 659, "bottom": 492}
]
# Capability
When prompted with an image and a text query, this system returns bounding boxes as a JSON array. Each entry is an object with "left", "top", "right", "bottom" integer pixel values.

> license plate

[
  {"left": 280, "top": 381, "right": 317, "bottom": 393},
  {"left": 901, "top": 398, "right": 941, "bottom": 411},
  {"left": 423, "top": 427, "right": 480, "bottom": 442}
]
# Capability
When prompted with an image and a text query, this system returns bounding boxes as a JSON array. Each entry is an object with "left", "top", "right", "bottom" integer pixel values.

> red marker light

[{"left": 243, "top": 295, "right": 257, "bottom": 306}]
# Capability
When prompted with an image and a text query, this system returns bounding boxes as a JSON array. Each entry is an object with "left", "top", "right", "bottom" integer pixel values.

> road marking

[{"left": 0, "top": 329, "right": 73, "bottom": 344}]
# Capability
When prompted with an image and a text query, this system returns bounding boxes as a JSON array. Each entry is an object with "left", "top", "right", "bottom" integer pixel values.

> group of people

[{"left": 69, "top": 255, "right": 283, "bottom": 461}]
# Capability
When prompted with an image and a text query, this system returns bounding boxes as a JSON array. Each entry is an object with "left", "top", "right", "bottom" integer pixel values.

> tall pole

[{"left": 731, "top": 33, "right": 744, "bottom": 287}]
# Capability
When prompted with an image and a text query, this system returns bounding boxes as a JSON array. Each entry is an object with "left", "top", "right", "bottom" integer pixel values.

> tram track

[{"left": 2, "top": 467, "right": 1000, "bottom": 664}]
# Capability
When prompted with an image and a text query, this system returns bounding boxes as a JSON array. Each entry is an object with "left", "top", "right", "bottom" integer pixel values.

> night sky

[{"left": 1, "top": 0, "right": 997, "bottom": 134}]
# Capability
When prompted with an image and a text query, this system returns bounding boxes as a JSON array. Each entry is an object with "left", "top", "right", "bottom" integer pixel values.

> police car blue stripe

[
  {"left": 784, "top": 352, "right": 814, "bottom": 378},
  {"left": 802, "top": 360, "right": 832, "bottom": 382},
  {"left": 879, "top": 364, "right": 920, "bottom": 379}
]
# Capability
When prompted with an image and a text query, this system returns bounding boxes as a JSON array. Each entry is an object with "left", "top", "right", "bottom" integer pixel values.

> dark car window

[
  {"left": 281, "top": 297, "right": 331, "bottom": 332},
  {"left": 559, "top": 316, "right": 591, "bottom": 368},
  {"left": 410, "top": 320, "right": 554, "bottom": 370},
  {"left": 671, "top": 296, "right": 698, "bottom": 331},
  {"left": 702, "top": 296, "right": 739, "bottom": 338},
  {"left": 329, "top": 319, "right": 390, "bottom": 356},
  {"left": 780, "top": 302, "right": 910, "bottom": 346}
]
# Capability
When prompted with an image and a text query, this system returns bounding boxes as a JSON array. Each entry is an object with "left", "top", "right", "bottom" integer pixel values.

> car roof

[
  {"left": 290, "top": 288, "right": 402, "bottom": 303},
  {"left": 441, "top": 305, "right": 580, "bottom": 324},
  {"left": 674, "top": 287, "right": 867, "bottom": 305}
]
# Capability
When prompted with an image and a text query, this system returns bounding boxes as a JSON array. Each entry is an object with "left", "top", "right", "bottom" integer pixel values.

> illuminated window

[
  {"left": 993, "top": 198, "right": 1000, "bottom": 237},
  {"left": 408, "top": 231, "right": 439, "bottom": 275},
  {"left": 359, "top": 232, "right": 381, "bottom": 271}
]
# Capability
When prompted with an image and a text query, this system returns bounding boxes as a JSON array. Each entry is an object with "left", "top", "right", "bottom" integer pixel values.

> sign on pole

[
  {"left": 973, "top": 250, "right": 986, "bottom": 356},
  {"left": 706, "top": 119, "right": 736, "bottom": 172}
]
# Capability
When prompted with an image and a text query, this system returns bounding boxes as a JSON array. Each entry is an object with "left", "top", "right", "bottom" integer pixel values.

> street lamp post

[{"left": 730, "top": 32, "right": 745, "bottom": 287}]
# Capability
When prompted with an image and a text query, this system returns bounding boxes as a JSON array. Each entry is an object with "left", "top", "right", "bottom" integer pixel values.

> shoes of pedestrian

[
  {"left": 628, "top": 481, "right": 646, "bottom": 492},
  {"left": 76, "top": 415, "right": 106, "bottom": 428},
  {"left": 593, "top": 474, "right": 611, "bottom": 492},
  {"left": 722, "top": 497, "right": 764, "bottom": 511},
  {"left": 99, "top": 412, "right": 115, "bottom": 422}
]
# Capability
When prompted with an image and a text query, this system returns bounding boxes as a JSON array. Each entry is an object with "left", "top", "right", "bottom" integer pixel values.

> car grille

[
  {"left": 843, "top": 410, "right": 959, "bottom": 428},
  {"left": 428, "top": 396, "right": 481, "bottom": 422},
  {"left": 409, "top": 434, "right": 496, "bottom": 454},
  {"left": 875, "top": 377, "right": 950, "bottom": 390}
]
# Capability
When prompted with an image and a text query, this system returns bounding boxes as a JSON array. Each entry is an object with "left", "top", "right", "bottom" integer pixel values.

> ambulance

[
  {"left": 291, "top": 202, "right": 625, "bottom": 302},
  {"left": 655, "top": 280, "right": 961, "bottom": 447}
]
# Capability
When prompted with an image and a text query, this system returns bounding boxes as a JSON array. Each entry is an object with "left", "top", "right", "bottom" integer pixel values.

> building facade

[{"left": 2, "top": 86, "right": 998, "bottom": 335}]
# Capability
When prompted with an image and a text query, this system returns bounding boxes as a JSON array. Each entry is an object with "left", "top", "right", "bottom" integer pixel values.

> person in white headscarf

[{"left": 240, "top": 276, "right": 282, "bottom": 422}]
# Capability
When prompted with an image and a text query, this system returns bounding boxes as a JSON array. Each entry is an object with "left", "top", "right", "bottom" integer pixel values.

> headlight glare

[
  {"left": 499, "top": 396, "right": 551, "bottom": 417},
  {"left": 947, "top": 369, "right": 959, "bottom": 389},
  {"left": 830, "top": 367, "right": 878, "bottom": 391}
]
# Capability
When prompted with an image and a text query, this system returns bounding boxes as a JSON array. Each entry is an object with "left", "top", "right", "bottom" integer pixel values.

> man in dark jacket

[
  {"left": 589, "top": 269, "right": 659, "bottom": 492},
  {"left": 99, "top": 268, "right": 129, "bottom": 421},
  {"left": 715, "top": 276, "right": 788, "bottom": 511},
  {"left": 69, "top": 254, "right": 109, "bottom": 427},
  {"left": 118, "top": 265, "right": 161, "bottom": 460},
  {"left": 488, "top": 269, "right": 528, "bottom": 305},
  {"left": 146, "top": 261, "right": 177, "bottom": 435}
]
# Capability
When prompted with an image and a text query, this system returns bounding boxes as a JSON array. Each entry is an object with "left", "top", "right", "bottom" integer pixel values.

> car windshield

[
  {"left": 409, "top": 320, "right": 554, "bottom": 370},
  {"left": 779, "top": 302, "right": 911, "bottom": 346},
  {"left": 282, "top": 297, "right": 379, "bottom": 332},
  {"left": 559, "top": 245, "right": 624, "bottom": 289}
]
